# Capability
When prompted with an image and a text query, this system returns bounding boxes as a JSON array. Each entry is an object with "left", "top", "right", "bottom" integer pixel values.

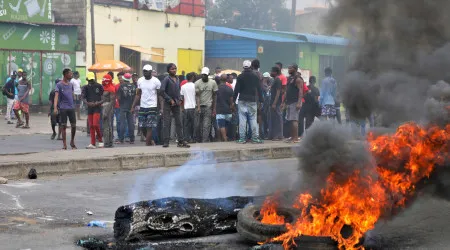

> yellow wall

[
  {"left": 177, "top": 49, "right": 203, "bottom": 74},
  {"left": 86, "top": 4, "right": 205, "bottom": 71},
  {"left": 95, "top": 44, "right": 114, "bottom": 61}
]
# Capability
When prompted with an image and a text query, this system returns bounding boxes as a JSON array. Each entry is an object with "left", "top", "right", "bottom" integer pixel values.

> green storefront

[
  {"left": 242, "top": 28, "right": 351, "bottom": 85},
  {"left": 0, "top": 0, "right": 78, "bottom": 106}
]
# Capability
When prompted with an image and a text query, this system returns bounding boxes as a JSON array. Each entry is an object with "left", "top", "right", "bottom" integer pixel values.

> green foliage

[{"left": 207, "top": 0, "right": 291, "bottom": 31}]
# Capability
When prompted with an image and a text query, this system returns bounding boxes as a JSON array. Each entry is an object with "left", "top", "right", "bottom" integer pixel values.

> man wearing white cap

[
  {"left": 233, "top": 60, "right": 264, "bottom": 144},
  {"left": 195, "top": 67, "right": 218, "bottom": 143},
  {"left": 131, "top": 64, "right": 161, "bottom": 146}
]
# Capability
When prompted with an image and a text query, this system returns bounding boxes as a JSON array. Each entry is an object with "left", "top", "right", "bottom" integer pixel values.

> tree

[{"left": 207, "top": 0, "right": 291, "bottom": 31}]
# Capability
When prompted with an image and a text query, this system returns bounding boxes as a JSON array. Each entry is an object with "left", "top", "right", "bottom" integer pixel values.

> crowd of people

[{"left": 3, "top": 58, "right": 354, "bottom": 150}]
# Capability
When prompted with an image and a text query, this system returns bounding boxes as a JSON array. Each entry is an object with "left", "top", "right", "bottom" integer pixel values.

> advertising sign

[
  {"left": 0, "top": 0, "right": 52, "bottom": 23},
  {"left": 1, "top": 51, "right": 74, "bottom": 105},
  {"left": 0, "top": 22, "right": 77, "bottom": 51}
]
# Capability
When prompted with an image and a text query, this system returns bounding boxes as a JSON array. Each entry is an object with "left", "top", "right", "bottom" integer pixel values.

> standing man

[
  {"left": 319, "top": 67, "right": 337, "bottom": 120},
  {"left": 300, "top": 76, "right": 320, "bottom": 137},
  {"left": 71, "top": 71, "right": 83, "bottom": 120},
  {"left": 281, "top": 64, "right": 304, "bottom": 144},
  {"left": 180, "top": 72, "right": 197, "bottom": 143},
  {"left": 234, "top": 60, "right": 263, "bottom": 144},
  {"left": 269, "top": 67, "right": 283, "bottom": 141},
  {"left": 131, "top": 73, "right": 142, "bottom": 138},
  {"left": 3, "top": 71, "right": 16, "bottom": 124},
  {"left": 275, "top": 62, "right": 288, "bottom": 91},
  {"left": 117, "top": 73, "right": 136, "bottom": 144},
  {"left": 131, "top": 65, "right": 161, "bottom": 146},
  {"left": 195, "top": 67, "right": 218, "bottom": 143},
  {"left": 54, "top": 68, "right": 77, "bottom": 150},
  {"left": 114, "top": 72, "right": 125, "bottom": 142},
  {"left": 82, "top": 72, "right": 104, "bottom": 149},
  {"left": 49, "top": 79, "right": 62, "bottom": 140},
  {"left": 101, "top": 74, "right": 116, "bottom": 148},
  {"left": 214, "top": 67, "right": 222, "bottom": 77},
  {"left": 160, "top": 63, "right": 190, "bottom": 148},
  {"left": 13, "top": 71, "right": 31, "bottom": 129},
  {"left": 216, "top": 74, "right": 235, "bottom": 142}
]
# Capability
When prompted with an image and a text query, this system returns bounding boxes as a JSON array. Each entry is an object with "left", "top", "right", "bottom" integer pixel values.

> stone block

[
  {"left": 0, "top": 177, "right": 8, "bottom": 184},
  {"left": 164, "top": 151, "right": 203, "bottom": 167},
  {"left": 23, "top": 160, "right": 73, "bottom": 177},
  {"left": 0, "top": 163, "right": 24, "bottom": 179},
  {"left": 240, "top": 148, "right": 272, "bottom": 161},
  {"left": 208, "top": 150, "right": 240, "bottom": 163},
  {"left": 121, "top": 154, "right": 164, "bottom": 170},
  {"left": 74, "top": 158, "right": 120, "bottom": 173},
  {"left": 272, "top": 146, "right": 295, "bottom": 159}
]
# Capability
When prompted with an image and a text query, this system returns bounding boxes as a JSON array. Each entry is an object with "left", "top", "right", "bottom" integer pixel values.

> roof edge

[{"left": 0, "top": 21, "right": 81, "bottom": 26}]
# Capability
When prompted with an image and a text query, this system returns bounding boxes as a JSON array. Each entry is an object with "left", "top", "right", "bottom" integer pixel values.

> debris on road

[
  {"left": 114, "top": 196, "right": 265, "bottom": 241},
  {"left": 0, "top": 177, "right": 8, "bottom": 184},
  {"left": 86, "top": 211, "right": 93, "bottom": 216},
  {"left": 28, "top": 169, "right": 37, "bottom": 179},
  {"left": 87, "top": 220, "right": 107, "bottom": 228},
  {"left": 77, "top": 238, "right": 105, "bottom": 248}
]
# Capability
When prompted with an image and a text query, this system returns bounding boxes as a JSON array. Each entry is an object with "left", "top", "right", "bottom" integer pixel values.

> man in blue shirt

[
  {"left": 319, "top": 67, "right": 337, "bottom": 120},
  {"left": 3, "top": 71, "right": 17, "bottom": 124}
]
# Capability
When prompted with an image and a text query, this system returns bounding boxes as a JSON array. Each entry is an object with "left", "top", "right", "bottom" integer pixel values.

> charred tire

[{"left": 237, "top": 205, "right": 298, "bottom": 241}]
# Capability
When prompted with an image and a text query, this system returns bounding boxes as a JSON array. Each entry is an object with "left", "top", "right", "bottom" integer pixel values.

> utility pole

[
  {"left": 291, "top": 0, "right": 297, "bottom": 32},
  {"left": 90, "top": 0, "right": 96, "bottom": 65}
]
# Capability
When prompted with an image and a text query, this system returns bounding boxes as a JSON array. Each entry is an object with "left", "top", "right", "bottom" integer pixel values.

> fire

[
  {"left": 260, "top": 196, "right": 285, "bottom": 225},
  {"left": 260, "top": 122, "right": 450, "bottom": 249}
]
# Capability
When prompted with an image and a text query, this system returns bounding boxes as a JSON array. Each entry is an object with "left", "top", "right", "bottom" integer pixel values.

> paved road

[
  {"left": 0, "top": 158, "right": 449, "bottom": 250},
  {"left": 0, "top": 159, "right": 299, "bottom": 250}
]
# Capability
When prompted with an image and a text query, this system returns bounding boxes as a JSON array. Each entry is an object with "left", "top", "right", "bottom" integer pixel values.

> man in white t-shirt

[
  {"left": 180, "top": 72, "right": 197, "bottom": 143},
  {"left": 131, "top": 64, "right": 161, "bottom": 146},
  {"left": 70, "top": 71, "right": 82, "bottom": 120}
]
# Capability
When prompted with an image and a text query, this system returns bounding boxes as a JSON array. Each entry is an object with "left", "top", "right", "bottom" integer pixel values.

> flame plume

[{"left": 260, "top": 123, "right": 450, "bottom": 249}]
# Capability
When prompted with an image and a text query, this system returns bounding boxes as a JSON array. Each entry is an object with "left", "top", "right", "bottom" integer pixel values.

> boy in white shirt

[{"left": 180, "top": 72, "right": 197, "bottom": 143}]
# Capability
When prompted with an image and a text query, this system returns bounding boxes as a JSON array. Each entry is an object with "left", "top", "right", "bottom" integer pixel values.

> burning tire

[
  {"left": 237, "top": 205, "right": 297, "bottom": 242},
  {"left": 237, "top": 205, "right": 338, "bottom": 248}
]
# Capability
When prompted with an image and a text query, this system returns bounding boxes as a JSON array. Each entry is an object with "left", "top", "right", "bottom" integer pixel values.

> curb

[{"left": 0, "top": 146, "right": 296, "bottom": 179}]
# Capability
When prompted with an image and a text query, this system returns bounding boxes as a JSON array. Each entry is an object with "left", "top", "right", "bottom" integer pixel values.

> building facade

[
  {"left": 205, "top": 26, "right": 350, "bottom": 84},
  {"left": 0, "top": 0, "right": 78, "bottom": 106},
  {"left": 86, "top": 0, "right": 206, "bottom": 75}
]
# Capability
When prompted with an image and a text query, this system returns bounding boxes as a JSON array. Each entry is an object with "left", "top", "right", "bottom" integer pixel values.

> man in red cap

[{"left": 117, "top": 73, "right": 136, "bottom": 144}]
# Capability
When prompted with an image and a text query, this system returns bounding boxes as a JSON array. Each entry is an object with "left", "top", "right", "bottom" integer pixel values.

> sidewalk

[
  {"left": 0, "top": 112, "right": 297, "bottom": 179},
  {"left": 0, "top": 141, "right": 296, "bottom": 179}
]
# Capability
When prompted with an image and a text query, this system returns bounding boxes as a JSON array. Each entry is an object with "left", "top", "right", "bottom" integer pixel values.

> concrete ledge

[
  {"left": 272, "top": 147, "right": 296, "bottom": 159},
  {"left": 0, "top": 143, "right": 296, "bottom": 179},
  {"left": 240, "top": 148, "right": 273, "bottom": 161}
]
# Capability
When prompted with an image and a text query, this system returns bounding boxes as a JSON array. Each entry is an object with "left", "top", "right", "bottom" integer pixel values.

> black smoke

[
  {"left": 326, "top": 0, "right": 450, "bottom": 126},
  {"left": 293, "top": 121, "right": 376, "bottom": 197}
]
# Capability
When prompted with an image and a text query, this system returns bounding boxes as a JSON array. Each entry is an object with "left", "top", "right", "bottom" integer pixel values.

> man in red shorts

[
  {"left": 13, "top": 71, "right": 31, "bottom": 129},
  {"left": 82, "top": 72, "right": 104, "bottom": 149}
]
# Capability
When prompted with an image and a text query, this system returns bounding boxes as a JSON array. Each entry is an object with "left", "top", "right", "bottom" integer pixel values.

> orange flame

[
  {"left": 260, "top": 196, "right": 286, "bottom": 225},
  {"left": 260, "top": 123, "right": 450, "bottom": 249}
]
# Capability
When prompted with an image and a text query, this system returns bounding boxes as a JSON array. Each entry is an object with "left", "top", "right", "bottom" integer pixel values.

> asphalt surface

[{"left": 0, "top": 159, "right": 449, "bottom": 250}]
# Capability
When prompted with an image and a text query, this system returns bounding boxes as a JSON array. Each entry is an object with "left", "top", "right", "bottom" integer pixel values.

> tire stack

[{"left": 237, "top": 205, "right": 338, "bottom": 250}]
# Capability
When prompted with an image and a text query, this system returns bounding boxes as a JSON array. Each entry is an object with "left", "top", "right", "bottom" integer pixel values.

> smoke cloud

[
  {"left": 326, "top": 0, "right": 450, "bottom": 126},
  {"left": 294, "top": 121, "right": 376, "bottom": 197},
  {"left": 128, "top": 151, "right": 298, "bottom": 203}
]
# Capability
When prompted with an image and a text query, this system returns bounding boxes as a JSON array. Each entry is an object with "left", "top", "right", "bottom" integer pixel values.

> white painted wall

[{"left": 86, "top": 4, "right": 205, "bottom": 68}]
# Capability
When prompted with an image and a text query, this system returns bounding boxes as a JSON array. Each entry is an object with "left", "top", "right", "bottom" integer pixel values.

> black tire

[
  {"left": 237, "top": 205, "right": 298, "bottom": 237},
  {"left": 237, "top": 205, "right": 338, "bottom": 248}
]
